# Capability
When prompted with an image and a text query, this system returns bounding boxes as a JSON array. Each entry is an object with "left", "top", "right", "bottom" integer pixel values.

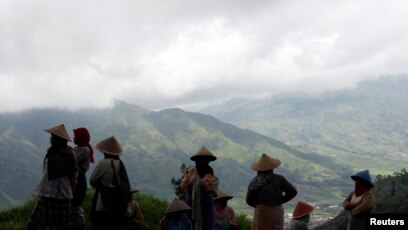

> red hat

[{"left": 292, "top": 201, "right": 314, "bottom": 219}]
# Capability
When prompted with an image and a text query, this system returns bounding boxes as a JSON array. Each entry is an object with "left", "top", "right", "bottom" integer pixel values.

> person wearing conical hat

[
  {"left": 213, "top": 190, "right": 238, "bottom": 230},
  {"left": 181, "top": 146, "right": 219, "bottom": 230},
  {"left": 286, "top": 201, "right": 314, "bottom": 230},
  {"left": 89, "top": 136, "right": 131, "bottom": 230},
  {"left": 160, "top": 198, "right": 192, "bottom": 230},
  {"left": 343, "top": 169, "right": 375, "bottom": 230},
  {"left": 28, "top": 124, "right": 78, "bottom": 230},
  {"left": 245, "top": 153, "right": 297, "bottom": 230},
  {"left": 71, "top": 127, "right": 93, "bottom": 230}
]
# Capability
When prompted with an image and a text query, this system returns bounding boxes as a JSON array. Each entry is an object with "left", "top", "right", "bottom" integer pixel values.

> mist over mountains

[
  {"left": 0, "top": 101, "right": 352, "bottom": 211},
  {"left": 1, "top": 76, "right": 407, "bottom": 213},
  {"left": 201, "top": 76, "right": 408, "bottom": 174}
]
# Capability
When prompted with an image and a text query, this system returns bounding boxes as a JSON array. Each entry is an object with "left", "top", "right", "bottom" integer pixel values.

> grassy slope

[
  {"left": 0, "top": 189, "right": 252, "bottom": 230},
  {"left": 4, "top": 169, "right": 405, "bottom": 230}
]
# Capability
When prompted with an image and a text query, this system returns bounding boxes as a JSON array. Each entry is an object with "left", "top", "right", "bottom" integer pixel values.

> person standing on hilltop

[
  {"left": 89, "top": 136, "right": 131, "bottom": 230},
  {"left": 181, "top": 146, "right": 219, "bottom": 230},
  {"left": 28, "top": 124, "right": 78, "bottom": 230},
  {"left": 343, "top": 169, "right": 375, "bottom": 230},
  {"left": 71, "top": 127, "right": 94, "bottom": 230},
  {"left": 246, "top": 153, "right": 297, "bottom": 230}
]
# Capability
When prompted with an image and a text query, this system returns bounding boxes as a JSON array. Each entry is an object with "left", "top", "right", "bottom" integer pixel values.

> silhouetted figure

[
  {"left": 181, "top": 146, "right": 219, "bottom": 230},
  {"left": 343, "top": 169, "right": 374, "bottom": 230},
  {"left": 89, "top": 136, "right": 131, "bottom": 230},
  {"left": 72, "top": 127, "right": 94, "bottom": 230},
  {"left": 28, "top": 124, "right": 78, "bottom": 230},
  {"left": 160, "top": 198, "right": 192, "bottom": 230},
  {"left": 213, "top": 190, "right": 238, "bottom": 230},
  {"left": 246, "top": 153, "right": 297, "bottom": 230}
]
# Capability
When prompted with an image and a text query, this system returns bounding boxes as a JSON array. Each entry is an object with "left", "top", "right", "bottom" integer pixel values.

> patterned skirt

[
  {"left": 252, "top": 204, "right": 284, "bottom": 230},
  {"left": 28, "top": 197, "right": 72, "bottom": 228},
  {"left": 71, "top": 206, "right": 85, "bottom": 226}
]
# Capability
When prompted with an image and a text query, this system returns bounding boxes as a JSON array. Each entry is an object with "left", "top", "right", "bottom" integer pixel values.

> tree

[{"left": 170, "top": 163, "right": 189, "bottom": 200}]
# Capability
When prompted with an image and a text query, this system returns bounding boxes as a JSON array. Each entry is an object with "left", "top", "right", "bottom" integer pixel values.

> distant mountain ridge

[
  {"left": 201, "top": 76, "right": 408, "bottom": 174},
  {"left": 0, "top": 101, "right": 351, "bottom": 210}
]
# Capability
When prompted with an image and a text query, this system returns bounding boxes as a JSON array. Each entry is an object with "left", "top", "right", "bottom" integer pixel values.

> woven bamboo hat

[
  {"left": 44, "top": 124, "right": 72, "bottom": 142},
  {"left": 95, "top": 136, "right": 123, "bottom": 156},
  {"left": 190, "top": 146, "right": 217, "bottom": 162},
  {"left": 251, "top": 153, "right": 281, "bottom": 171},
  {"left": 214, "top": 190, "right": 233, "bottom": 201},
  {"left": 292, "top": 201, "right": 314, "bottom": 219},
  {"left": 130, "top": 187, "right": 139, "bottom": 193},
  {"left": 165, "top": 198, "right": 192, "bottom": 214}
]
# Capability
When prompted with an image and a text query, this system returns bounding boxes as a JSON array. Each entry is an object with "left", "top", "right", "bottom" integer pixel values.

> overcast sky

[{"left": 1, "top": 0, "right": 407, "bottom": 112}]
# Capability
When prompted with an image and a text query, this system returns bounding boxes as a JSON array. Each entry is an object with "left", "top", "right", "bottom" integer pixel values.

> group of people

[
  {"left": 26, "top": 124, "right": 144, "bottom": 230},
  {"left": 26, "top": 123, "right": 375, "bottom": 230}
]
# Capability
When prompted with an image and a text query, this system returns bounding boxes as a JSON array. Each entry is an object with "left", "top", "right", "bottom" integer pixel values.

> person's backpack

[{"left": 100, "top": 160, "right": 131, "bottom": 217}]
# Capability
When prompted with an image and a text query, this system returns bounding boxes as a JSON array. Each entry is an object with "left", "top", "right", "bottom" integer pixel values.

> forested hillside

[
  {"left": 0, "top": 102, "right": 351, "bottom": 211},
  {"left": 315, "top": 169, "right": 408, "bottom": 230}
]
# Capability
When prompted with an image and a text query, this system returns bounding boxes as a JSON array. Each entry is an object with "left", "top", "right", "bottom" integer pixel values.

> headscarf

[
  {"left": 73, "top": 127, "right": 94, "bottom": 163},
  {"left": 248, "top": 170, "right": 275, "bottom": 191}
]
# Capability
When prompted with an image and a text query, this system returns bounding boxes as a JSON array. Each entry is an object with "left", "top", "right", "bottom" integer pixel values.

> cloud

[{"left": 1, "top": 0, "right": 408, "bottom": 112}]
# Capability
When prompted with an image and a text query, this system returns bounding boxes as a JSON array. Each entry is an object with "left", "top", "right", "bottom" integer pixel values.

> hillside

[
  {"left": 2, "top": 170, "right": 406, "bottom": 230},
  {"left": 201, "top": 76, "right": 408, "bottom": 174},
  {"left": 0, "top": 189, "right": 252, "bottom": 229},
  {"left": 314, "top": 169, "right": 408, "bottom": 230},
  {"left": 0, "top": 102, "right": 352, "bottom": 211}
]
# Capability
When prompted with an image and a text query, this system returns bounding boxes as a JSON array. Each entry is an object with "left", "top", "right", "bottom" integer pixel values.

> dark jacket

[
  {"left": 246, "top": 173, "right": 297, "bottom": 207},
  {"left": 46, "top": 146, "right": 78, "bottom": 180}
]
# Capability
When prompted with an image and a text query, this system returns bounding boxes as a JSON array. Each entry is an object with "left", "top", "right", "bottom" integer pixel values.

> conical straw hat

[
  {"left": 292, "top": 201, "right": 314, "bottom": 219},
  {"left": 214, "top": 190, "right": 233, "bottom": 201},
  {"left": 95, "top": 136, "right": 123, "bottom": 156},
  {"left": 165, "top": 198, "right": 191, "bottom": 214},
  {"left": 44, "top": 124, "right": 72, "bottom": 141},
  {"left": 251, "top": 153, "right": 281, "bottom": 171},
  {"left": 190, "top": 146, "right": 217, "bottom": 161},
  {"left": 351, "top": 169, "right": 374, "bottom": 188}
]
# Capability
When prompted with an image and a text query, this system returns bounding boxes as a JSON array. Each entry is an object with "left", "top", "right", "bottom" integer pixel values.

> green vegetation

[
  {"left": 9, "top": 167, "right": 406, "bottom": 230},
  {"left": 314, "top": 169, "right": 408, "bottom": 230},
  {"left": 0, "top": 189, "right": 252, "bottom": 230},
  {"left": 236, "top": 214, "right": 252, "bottom": 230},
  {"left": 0, "top": 190, "right": 167, "bottom": 229},
  {"left": 0, "top": 99, "right": 353, "bottom": 211}
]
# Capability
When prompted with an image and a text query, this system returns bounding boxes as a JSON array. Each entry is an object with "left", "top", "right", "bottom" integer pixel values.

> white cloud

[{"left": 1, "top": 0, "right": 408, "bottom": 112}]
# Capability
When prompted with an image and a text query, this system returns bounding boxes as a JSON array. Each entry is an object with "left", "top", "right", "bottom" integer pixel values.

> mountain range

[
  {"left": 201, "top": 76, "right": 408, "bottom": 175},
  {"left": 2, "top": 76, "right": 407, "bottom": 213},
  {"left": 0, "top": 101, "right": 352, "bottom": 211}
]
